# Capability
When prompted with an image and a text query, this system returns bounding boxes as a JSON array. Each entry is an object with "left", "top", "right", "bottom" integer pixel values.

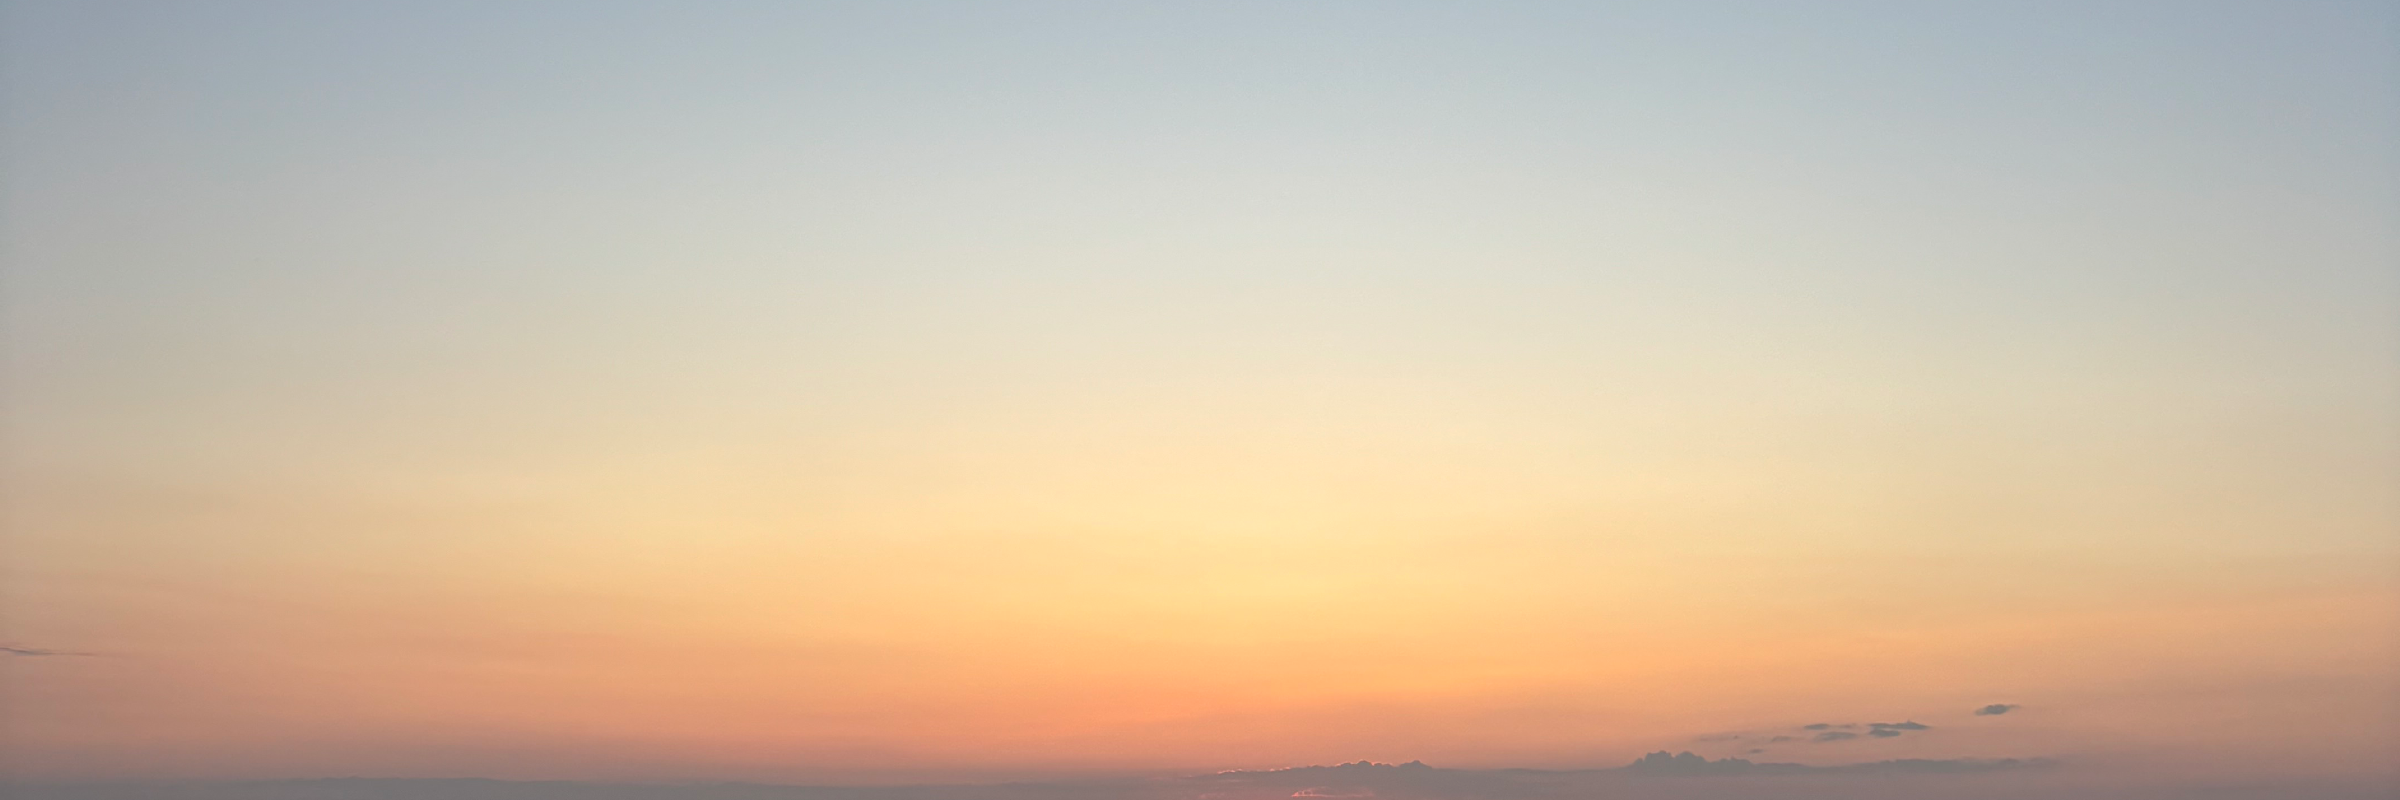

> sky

[{"left": 4, "top": 1, "right": 2397, "bottom": 797}]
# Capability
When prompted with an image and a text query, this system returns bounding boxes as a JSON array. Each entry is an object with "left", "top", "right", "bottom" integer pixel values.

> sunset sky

[{"left": 4, "top": 1, "right": 2396, "bottom": 797}]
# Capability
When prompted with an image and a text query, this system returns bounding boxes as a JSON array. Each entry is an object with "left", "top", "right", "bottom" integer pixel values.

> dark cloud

[
  {"left": 1624, "top": 752, "right": 1807, "bottom": 776},
  {"left": 1866, "top": 721, "right": 1928, "bottom": 738},
  {"left": 2, "top": 645, "right": 93, "bottom": 657},
  {"left": 1797, "top": 720, "right": 1925, "bottom": 741},
  {"left": 1820, "top": 758, "right": 2057, "bottom": 775},
  {"left": 1974, "top": 704, "right": 2019, "bottom": 716},
  {"left": 1622, "top": 752, "right": 2053, "bottom": 778}
]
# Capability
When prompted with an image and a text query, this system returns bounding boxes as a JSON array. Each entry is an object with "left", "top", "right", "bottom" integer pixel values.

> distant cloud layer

[
  {"left": 1, "top": 645, "right": 91, "bottom": 657},
  {"left": 1624, "top": 751, "right": 2051, "bottom": 777},
  {"left": 1975, "top": 704, "right": 2019, "bottom": 716},
  {"left": 1192, "top": 756, "right": 2064, "bottom": 799}
]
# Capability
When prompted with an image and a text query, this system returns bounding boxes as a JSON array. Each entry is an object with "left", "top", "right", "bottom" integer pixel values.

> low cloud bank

[{"left": 1624, "top": 751, "right": 2049, "bottom": 777}]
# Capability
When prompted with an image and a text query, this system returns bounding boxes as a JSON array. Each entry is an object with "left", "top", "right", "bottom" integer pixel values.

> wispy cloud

[
  {"left": 1866, "top": 721, "right": 1929, "bottom": 738},
  {"left": 2, "top": 645, "right": 95, "bottom": 657},
  {"left": 1695, "top": 713, "right": 1947, "bottom": 751}
]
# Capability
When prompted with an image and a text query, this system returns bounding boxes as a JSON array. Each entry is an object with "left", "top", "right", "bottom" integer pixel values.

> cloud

[
  {"left": 1823, "top": 758, "right": 2057, "bottom": 775},
  {"left": 1795, "top": 721, "right": 1926, "bottom": 741},
  {"left": 1623, "top": 752, "right": 1808, "bottom": 776},
  {"left": 1, "top": 645, "right": 93, "bottom": 657},
  {"left": 1866, "top": 721, "right": 1929, "bottom": 738},
  {"left": 1975, "top": 704, "right": 2019, "bottom": 716},
  {"left": 1624, "top": 751, "right": 2054, "bottom": 778}
]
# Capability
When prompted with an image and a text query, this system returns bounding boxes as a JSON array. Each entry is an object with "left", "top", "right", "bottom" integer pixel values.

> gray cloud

[
  {"left": 1624, "top": 752, "right": 1807, "bottom": 776},
  {"left": 1974, "top": 704, "right": 2019, "bottom": 716},
  {"left": 1623, "top": 751, "right": 2053, "bottom": 777},
  {"left": 2, "top": 645, "right": 93, "bottom": 657},
  {"left": 1866, "top": 721, "right": 1928, "bottom": 738},
  {"left": 1792, "top": 720, "right": 1927, "bottom": 742},
  {"left": 1820, "top": 758, "right": 2057, "bottom": 775}
]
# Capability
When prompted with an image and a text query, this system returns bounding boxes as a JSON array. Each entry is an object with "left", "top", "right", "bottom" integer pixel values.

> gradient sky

[{"left": 5, "top": 0, "right": 2397, "bottom": 793}]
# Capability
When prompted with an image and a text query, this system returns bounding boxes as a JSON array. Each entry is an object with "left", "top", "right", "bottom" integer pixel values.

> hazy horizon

[
  {"left": 9, "top": 755, "right": 2395, "bottom": 800},
  {"left": 5, "top": 2, "right": 2396, "bottom": 798}
]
